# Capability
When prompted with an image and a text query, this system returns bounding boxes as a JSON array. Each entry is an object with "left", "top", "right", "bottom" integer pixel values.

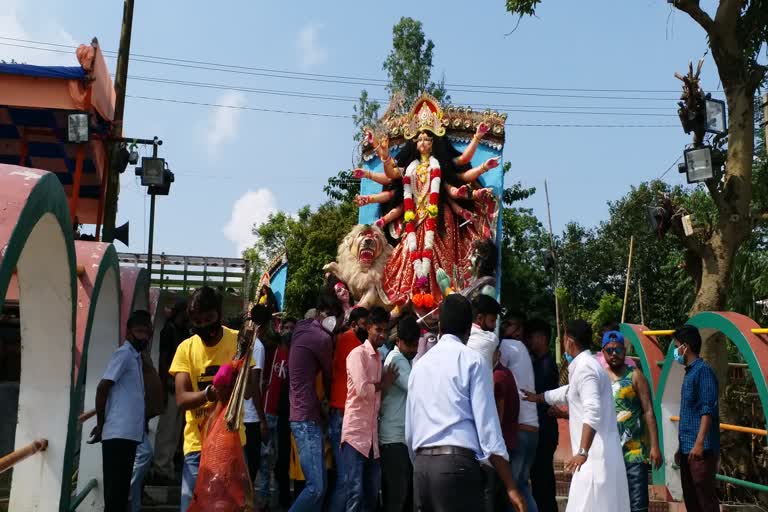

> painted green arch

[
  {"left": 655, "top": 311, "right": 768, "bottom": 499},
  {"left": 0, "top": 171, "right": 79, "bottom": 512},
  {"left": 74, "top": 244, "right": 121, "bottom": 391},
  {"left": 686, "top": 312, "right": 768, "bottom": 431}
]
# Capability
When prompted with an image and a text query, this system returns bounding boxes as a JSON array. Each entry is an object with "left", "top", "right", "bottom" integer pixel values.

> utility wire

[
  {"left": 125, "top": 75, "right": 677, "bottom": 117},
  {"left": 126, "top": 94, "right": 679, "bottom": 127},
  {"left": 0, "top": 37, "right": 681, "bottom": 99}
]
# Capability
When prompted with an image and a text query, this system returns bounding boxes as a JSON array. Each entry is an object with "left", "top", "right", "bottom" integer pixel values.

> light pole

[{"left": 133, "top": 138, "right": 174, "bottom": 280}]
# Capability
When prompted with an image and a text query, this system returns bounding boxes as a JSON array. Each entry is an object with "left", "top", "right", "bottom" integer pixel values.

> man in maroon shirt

[
  {"left": 493, "top": 341, "right": 520, "bottom": 511},
  {"left": 288, "top": 292, "right": 344, "bottom": 511},
  {"left": 257, "top": 330, "right": 291, "bottom": 509}
]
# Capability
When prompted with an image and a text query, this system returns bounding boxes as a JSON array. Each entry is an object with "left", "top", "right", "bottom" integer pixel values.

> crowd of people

[{"left": 92, "top": 282, "right": 721, "bottom": 512}]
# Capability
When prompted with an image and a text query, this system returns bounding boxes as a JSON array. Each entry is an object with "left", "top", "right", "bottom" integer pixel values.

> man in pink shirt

[{"left": 339, "top": 307, "right": 398, "bottom": 512}]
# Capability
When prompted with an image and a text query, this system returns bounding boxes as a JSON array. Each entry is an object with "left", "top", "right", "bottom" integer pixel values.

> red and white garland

[{"left": 403, "top": 156, "right": 441, "bottom": 291}]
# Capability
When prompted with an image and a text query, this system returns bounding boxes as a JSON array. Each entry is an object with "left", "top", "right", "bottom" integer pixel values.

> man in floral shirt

[{"left": 601, "top": 331, "right": 663, "bottom": 512}]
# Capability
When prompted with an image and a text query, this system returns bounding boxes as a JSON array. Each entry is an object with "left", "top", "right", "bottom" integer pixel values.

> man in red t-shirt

[
  {"left": 327, "top": 306, "right": 369, "bottom": 512},
  {"left": 492, "top": 341, "right": 520, "bottom": 510},
  {"left": 256, "top": 330, "right": 291, "bottom": 508}
]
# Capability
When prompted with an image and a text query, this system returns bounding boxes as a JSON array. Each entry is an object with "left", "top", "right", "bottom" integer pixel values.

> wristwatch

[{"left": 576, "top": 447, "right": 589, "bottom": 458}]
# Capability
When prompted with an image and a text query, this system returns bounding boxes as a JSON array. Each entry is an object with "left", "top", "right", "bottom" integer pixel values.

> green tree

[
  {"left": 505, "top": 0, "right": 768, "bottom": 383},
  {"left": 382, "top": 17, "right": 449, "bottom": 107},
  {"left": 352, "top": 89, "right": 381, "bottom": 144},
  {"left": 498, "top": 162, "right": 553, "bottom": 319},
  {"left": 249, "top": 202, "right": 356, "bottom": 317}
]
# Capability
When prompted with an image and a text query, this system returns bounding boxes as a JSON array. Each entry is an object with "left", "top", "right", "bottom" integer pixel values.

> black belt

[{"left": 416, "top": 445, "right": 475, "bottom": 458}]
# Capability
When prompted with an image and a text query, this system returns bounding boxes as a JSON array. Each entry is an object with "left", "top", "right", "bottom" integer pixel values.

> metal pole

[
  {"left": 103, "top": 0, "right": 135, "bottom": 242},
  {"left": 621, "top": 235, "right": 635, "bottom": 323},
  {"left": 544, "top": 180, "right": 562, "bottom": 360},
  {"left": 146, "top": 141, "right": 158, "bottom": 280}
]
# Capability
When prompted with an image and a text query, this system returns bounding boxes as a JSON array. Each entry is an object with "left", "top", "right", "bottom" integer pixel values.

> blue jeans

[
  {"left": 180, "top": 451, "right": 201, "bottom": 512},
  {"left": 625, "top": 462, "right": 649, "bottom": 512},
  {"left": 257, "top": 414, "right": 280, "bottom": 502},
  {"left": 339, "top": 442, "right": 381, "bottom": 512},
  {"left": 509, "top": 430, "right": 539, "bottom": 512},
  {"left": 327, "top": 409, "right": 345, "bottom": 512},
  {"left": 128, "top": 432, "right": 153, "bottom": 512},
  {"left": 289, "top": 420, "right": 327, "bottom": 511}
]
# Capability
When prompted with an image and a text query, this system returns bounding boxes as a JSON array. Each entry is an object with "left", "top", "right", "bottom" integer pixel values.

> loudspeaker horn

[{"left": 114, "top": 221, "right": 129, "bottom": 247}]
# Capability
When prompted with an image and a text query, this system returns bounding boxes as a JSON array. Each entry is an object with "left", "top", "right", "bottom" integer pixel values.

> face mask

[
  {"left": 131, "top": 338, "right": 149, "bottom": 352},
  {"left": 564, "top": 352, "right": 574, "bottom": 364},
  {"left": 321, "top": 316, "right": 337, "bottom": 334},
  {"left": 673, "top": 345, "right": 687, "bottom": 365},
  {"left": 192, "top": 321, "right": 221, "bottom": 343}
]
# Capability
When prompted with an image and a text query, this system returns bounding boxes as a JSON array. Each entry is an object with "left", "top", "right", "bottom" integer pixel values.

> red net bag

[{"left": 188, "top": 376, "right": 254, "bottom": 511}]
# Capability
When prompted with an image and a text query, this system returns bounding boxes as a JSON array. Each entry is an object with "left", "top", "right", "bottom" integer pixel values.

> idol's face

[{"left": 416, "top": 132, "right": 433, "bottom": 156}]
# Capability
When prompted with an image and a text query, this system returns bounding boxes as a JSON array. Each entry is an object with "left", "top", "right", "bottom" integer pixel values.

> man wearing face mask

[
  {"left": 169, "top": 286, "right": 253, "bottom": 512},
  {"left": 379, "top": 314, "right": 420, "bottom": 512},
  {"left": 288, "top": 291, "right": 344, "bottom": 511},
  {"left": 90, "top": 310, "right": 153, "bottom": 512},
  {"left": 672, "top": 325, "right": 720, "bottom": 512},
  {"left": 327, "top": 306, "right": 369, "bottom": 512},
  {"left": 524, "top": 320, "right": 630, "bottom": 512}
]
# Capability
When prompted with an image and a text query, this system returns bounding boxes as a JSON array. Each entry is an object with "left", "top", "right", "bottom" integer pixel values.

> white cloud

[
  {"left": 295, "top": 22, "right": 328, "bottom": 69},
  {"left": 203, "top": 91, "right": 246, "bottom": 158},
  {"left": 223, "top": 188, "right": 278, "bottom": 254},
  {"left": 0, "top": 1, "right": 78, "bottom": 66}
]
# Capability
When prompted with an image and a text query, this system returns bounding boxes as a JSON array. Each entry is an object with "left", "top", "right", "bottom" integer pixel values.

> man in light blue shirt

[
  {"left": 406, "top": 295, "right": 525, "bottom": 512},
  {"left": 90, "top": 310, "right": 151, "bottom": 512},
  {"left": 379, "top": 315, "right": 420, "bottom": 512}
]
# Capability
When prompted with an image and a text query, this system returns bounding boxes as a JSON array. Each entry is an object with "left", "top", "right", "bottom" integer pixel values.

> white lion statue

[{"left": 323, "top": 224, "right": 393, "bottom": 310}]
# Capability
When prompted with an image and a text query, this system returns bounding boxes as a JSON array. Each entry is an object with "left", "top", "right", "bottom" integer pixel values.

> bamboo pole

[
  {"left": 670, "top": 416, "right": 766, "bottom": 436},
  {"left": 225, "top": 317, "right": 258, "bottom": 431},
  {"left": 0, "top": 439, "right": 48, "bottom": 474},
  {"left": 621, "top": 236, "right": 634, "bottom": 323},
  {"left": 544, "top": 180, "right": 562, "bottom": 358},
  {"left": 78, "top": 409, "right": 97, "bottom": 423}
]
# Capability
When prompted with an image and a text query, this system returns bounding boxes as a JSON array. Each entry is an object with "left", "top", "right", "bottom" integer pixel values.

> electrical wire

[
  {"left": 0, "top": 37, "right": 681, "bottom": 99},
  {"left": 126, "top": 93, "right": 679, "bottom": 127}
]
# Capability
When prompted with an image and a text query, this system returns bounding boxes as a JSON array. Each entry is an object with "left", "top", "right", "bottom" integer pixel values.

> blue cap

[{"left": 601, "top": 330, "right": 624, "bottom": 348}]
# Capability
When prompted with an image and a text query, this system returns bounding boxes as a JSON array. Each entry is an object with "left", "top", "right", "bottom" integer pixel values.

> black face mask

[
  {"left": 355, "top": 327, "right": 368, "bottom": 343},
  {"left": 131, "top": 338, "right": 149, "bottom": 352},
  {"left": 192, "top": 321, "right": 221, "bottom": 343}
]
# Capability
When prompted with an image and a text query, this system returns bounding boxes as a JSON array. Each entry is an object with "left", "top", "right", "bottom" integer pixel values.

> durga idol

[{"left": 355, "top": 94, "right": 500, "bottom": 309}]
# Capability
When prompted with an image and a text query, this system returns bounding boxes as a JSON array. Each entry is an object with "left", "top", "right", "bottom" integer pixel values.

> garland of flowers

[{"left": 403, "top": 156, "right": 441, "bottom": 305}]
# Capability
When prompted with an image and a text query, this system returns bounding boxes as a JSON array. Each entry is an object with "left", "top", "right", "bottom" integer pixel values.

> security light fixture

[
  {"left": 704, "top": 96, "right": 727, "bottom": 135},
  {"left": 67, "top": 112, "right": 89, "bottom": 143},
  {"left": 139, "top": 157, "right": 165, "bottom": 187},
  {"left": 683, "top": 146, "right": 714, "bottom": 183}
]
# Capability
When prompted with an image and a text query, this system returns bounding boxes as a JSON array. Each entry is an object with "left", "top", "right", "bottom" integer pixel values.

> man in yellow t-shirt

[{"left": 169, "top": 286, "right": 252, "bottom": 512}]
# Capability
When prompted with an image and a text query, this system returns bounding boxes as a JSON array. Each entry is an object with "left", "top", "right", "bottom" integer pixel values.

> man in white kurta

[{"left": 529, "top": 320, "right": 630, "bottom": 512}]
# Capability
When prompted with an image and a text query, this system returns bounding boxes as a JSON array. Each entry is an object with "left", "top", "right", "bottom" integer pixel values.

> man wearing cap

[{"left": 602, "top": 330, "right": 662, "bottom": 512}]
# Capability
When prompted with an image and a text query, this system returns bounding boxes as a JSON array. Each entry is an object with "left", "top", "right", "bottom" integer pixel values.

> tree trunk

[{"left": 687, "top": 86, "right": 754, "bottom": 388}]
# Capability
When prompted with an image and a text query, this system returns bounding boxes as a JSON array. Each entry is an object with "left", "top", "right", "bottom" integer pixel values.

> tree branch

[
  {"left": 674, "top": 0, "right": 716, "bottom": 34},
  {"left": 714, "top": 0, "right": 745, "bottom": 31},
  {"left": 670, "top": 210, "right": 708, "bottom": 257}
]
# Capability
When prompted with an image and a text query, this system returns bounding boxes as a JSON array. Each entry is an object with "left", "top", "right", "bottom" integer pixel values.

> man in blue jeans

[
  {"left": 288, "top": 292, "right": 344, "bottom": 511},
  {"left": 169, "top": 286, "right": 254, "bottom": 511}
]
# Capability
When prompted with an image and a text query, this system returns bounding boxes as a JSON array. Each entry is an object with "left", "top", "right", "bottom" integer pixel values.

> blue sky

[{"left": 2, "top": 0, "right": 728, "bottom": 258}]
